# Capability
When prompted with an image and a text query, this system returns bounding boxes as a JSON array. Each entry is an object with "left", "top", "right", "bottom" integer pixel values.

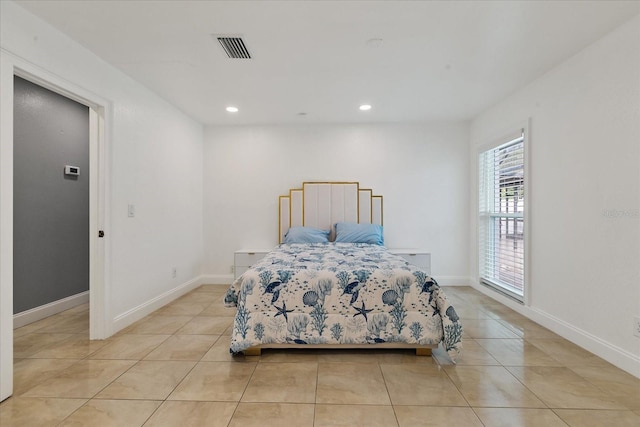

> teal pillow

[
  {"left": 334, "top": 223, "right": 384, "bottom": 245},
  {"left": 284, "top": 226, "right": 330, "bottom": 243}
]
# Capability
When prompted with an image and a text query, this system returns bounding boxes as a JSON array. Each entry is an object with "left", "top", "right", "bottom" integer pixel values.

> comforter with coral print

[{"left": 224, "top": 243, "right": 462, "bottom": 360}]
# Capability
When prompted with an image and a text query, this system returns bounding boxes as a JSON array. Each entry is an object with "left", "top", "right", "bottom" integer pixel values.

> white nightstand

[
  {"left": 234, "top": 249, "right": 270, "bottom": 279},
  {"left": 389, "top": 249, "right": 431, "bottom": 274}
]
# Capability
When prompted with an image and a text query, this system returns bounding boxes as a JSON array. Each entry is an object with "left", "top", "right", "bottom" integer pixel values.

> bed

[{"left": 224, "top": 182, "right": 462, "bottom": 361}]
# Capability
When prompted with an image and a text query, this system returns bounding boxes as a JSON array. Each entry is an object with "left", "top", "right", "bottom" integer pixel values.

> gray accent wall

[{"left": 13, "top": 76, "right": 89, "bottom": 314}]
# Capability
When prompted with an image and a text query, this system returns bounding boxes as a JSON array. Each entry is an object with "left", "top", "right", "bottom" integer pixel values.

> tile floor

[{"left": 2, "top": 285, "right": 639, "bottom": 426}]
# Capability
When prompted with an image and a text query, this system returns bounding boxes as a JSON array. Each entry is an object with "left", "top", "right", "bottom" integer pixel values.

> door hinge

[{"left": 98, "top": 230, "right": 105, "bottom": 238}]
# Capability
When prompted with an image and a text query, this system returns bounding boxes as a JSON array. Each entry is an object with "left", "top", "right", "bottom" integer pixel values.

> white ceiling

[{"left": 14, "top": 0, "right": 640, "bottom": 125}]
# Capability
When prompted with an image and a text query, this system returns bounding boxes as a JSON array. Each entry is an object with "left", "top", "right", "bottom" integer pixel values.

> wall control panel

[{"left": 64, "top": 165, "right": 80, "bottom": 176}]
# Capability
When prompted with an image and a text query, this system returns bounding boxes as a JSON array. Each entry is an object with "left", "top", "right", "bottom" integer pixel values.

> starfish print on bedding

[
  {"left": 274, "top": 301, "right": 294, "bottom": 321},
  {"left": 352, "top": 301, "right": 373, "bottom": 321}
]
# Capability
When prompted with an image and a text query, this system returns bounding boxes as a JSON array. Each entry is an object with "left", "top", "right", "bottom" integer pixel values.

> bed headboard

[{"left": 279, "top": 182, "right": 383, "bottom": 243}]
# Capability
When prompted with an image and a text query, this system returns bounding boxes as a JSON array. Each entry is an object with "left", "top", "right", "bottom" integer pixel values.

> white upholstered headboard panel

[{"left": 279, "top": 182, "right": 383, "bottom": 243}]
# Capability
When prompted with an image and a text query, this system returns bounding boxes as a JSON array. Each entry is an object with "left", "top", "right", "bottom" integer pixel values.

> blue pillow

[
  {"left": 284, "top": 226, "right": 330, "bottom": 244},
  {"left": 334, "top": 223, "right": 384, "bottom": 245}
]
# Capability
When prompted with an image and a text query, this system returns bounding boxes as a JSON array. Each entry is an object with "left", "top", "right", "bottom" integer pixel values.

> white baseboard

[
  {"left": 527, "top": 306, "right": 640, "bottom": 378},
  {"left": 436, "top": 276, "right": 471, "bottom": 286},
  {"left": 111, "top": 276, "right": 203, "bottom": 335},
  {"left": 14, "top": 291, "right": 89, "bottom": 328},
  {"left": 469, "top": 281, "right": 640, "bottom": 379},
  {"left": 200, "top": 274, "right": 234, "bottom": 285}
]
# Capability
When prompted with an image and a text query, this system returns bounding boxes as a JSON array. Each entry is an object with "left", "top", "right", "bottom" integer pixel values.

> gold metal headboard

[{"left": 279, "top": 181, "right": 383, "bottom": 243}]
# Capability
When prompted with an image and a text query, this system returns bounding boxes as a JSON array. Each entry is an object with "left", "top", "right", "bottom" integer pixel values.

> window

[{"left": 479, "top": 129, "right": 526, "bottom": 301}]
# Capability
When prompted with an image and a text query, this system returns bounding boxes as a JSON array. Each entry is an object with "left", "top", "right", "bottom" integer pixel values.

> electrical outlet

[
  {"left": 634, "top": 316, "right": 640, "bottom": 338},
  {"left": 230, "top": 265, "right": 235, "bottom": 274},
  {"left": 172, "top": 267, "right": 177, "bottom": 279}
]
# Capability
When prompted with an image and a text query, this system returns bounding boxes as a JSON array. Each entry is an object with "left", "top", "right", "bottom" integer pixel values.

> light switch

[{"left": 128, "top": 204, "right": 135, "bottom": 218}]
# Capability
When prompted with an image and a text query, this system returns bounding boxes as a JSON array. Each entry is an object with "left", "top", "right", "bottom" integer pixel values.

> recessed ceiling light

[
  {"left": 359, "top": 104, "right": 372, "bottom": 111},
  {"left": 226, "top": 106, "right": 239, "bottom": 113}
]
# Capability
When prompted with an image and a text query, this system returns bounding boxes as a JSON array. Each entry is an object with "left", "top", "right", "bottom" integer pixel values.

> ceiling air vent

[{"left": 216, "top": 36, "right": 251, "bottom": 59}]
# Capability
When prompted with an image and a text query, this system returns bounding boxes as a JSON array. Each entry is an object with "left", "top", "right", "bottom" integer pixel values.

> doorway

[
  {"left": 13, "top": 76, "right": 90, "bottom": 324},
  {"left": 0, "top": 58, "right": 108, "bottom": 402}
]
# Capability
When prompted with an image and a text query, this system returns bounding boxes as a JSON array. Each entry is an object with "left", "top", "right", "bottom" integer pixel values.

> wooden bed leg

[
  {"left": 415, "top": 348, "right": 432, "bottom": 357},
  {"left": 244, "top": 347, "right": 261, "bottom": 356}
]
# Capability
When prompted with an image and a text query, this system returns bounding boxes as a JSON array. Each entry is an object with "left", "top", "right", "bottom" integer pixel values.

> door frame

[{"left": 0, "top": 50, "right": 111, "bottom": 401}]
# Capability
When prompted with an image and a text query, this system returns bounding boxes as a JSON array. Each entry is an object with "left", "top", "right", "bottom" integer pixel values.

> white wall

[
  {"left": 1, "top": 0, "right": 203, "bottom": 345},
  {"left": 469, "top": 15, "right": 640, "bottom": 376},
  {"left": 203, "top": 123, "right": 470, "bottom": 285}
]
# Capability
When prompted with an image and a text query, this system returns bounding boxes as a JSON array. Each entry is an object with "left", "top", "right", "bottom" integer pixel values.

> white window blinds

[{"left": 479, "top": 130, "right": 525, "bottom": 300}]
